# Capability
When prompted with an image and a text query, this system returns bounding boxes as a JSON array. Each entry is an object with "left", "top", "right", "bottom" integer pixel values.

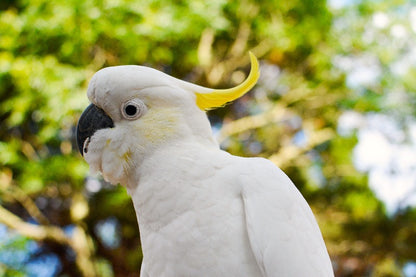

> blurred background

[{"left": 1, "top": 0, "right": 416, "bottom": 276}]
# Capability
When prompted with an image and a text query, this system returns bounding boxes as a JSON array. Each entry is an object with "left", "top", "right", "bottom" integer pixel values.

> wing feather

[{"left": 240, "top": 158, "right": 333, "bottom": 277}]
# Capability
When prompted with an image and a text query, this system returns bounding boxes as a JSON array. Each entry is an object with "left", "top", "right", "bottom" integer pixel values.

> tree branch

[
  {"left": 0, "top": 169, "right": 50, "bottom": 225},
  {"left": 229, "top": 22, "right": 251, "bottom": 59},
  {"left": 8, "top": 186, "right": 50, "bottom": 225},
  {"left": 218, "top": 104, "right": 292, "bottom": 143},
  {"left": 197, "top": 28, "right": 215, "bottom": 67},
  {"left": 0, "top": 204, "right": 69, "bottom": 245},
  {"left": 0, "top": 205, "right": 98, "bottom": 276},
  {"left": 218, "top": 106, "right": 335, "bottom": 168},
  {"left": 268, "top": 127, "right": 334, "bottom": 167}
]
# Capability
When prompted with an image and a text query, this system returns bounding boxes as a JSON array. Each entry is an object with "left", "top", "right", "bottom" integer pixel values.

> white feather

[{"left": 240, "top": 158, "right": 334, "bottom": 276}]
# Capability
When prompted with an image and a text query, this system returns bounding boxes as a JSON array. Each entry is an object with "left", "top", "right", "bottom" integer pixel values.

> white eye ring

[{"left": 121, "top": 99, "right": 147, "bottom": 120}]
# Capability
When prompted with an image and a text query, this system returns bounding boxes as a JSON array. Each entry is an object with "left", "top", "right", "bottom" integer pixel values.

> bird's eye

[
  {"left": 125, "top": 105, "right": 137, "bottom": 116},
  {"left": 121, "top": 99, "right": 147, "bottom": 120}
]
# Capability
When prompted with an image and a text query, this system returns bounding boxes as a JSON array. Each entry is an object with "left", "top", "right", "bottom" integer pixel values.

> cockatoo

[{"left": 76, "top": 53, "right": 334, "bottom": 277}]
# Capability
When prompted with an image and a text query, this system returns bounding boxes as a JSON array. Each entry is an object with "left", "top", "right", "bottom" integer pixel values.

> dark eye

[
  {"left": 125, "top": 104, "right": 137, "bottom": 116},
  {"left": 121, "top": 99, "right": 147, "bottom": 120}
]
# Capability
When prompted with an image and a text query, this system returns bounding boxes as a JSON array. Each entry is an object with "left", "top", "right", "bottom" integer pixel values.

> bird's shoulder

[{"left": 226, "top": 155, "right": 294, "bottom": 193}]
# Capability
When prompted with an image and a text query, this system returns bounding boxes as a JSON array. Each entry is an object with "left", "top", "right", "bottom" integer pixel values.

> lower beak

[{"left": 76, "top": 104, "right": 114, "bottom": 156}]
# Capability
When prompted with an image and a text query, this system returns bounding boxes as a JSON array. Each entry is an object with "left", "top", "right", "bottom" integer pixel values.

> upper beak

[{"left": 76, "top": 104, "right": 114, "bottom": 156}]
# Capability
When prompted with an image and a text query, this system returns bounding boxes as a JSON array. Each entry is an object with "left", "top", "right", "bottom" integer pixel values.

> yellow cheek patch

[
  {"left": 140, "top": 108, "right": 179, "bottom": 143},
  {"left": 195, "top": 52, "right": 260, "bottom": 110}
]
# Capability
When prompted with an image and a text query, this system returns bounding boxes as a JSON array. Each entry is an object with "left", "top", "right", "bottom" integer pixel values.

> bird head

[{"left": 76, "top": 53, "right": 259, "bottom": 186}]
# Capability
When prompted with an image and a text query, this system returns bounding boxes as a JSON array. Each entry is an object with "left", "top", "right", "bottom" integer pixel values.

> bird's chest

[{"left": 131, "top": 181, "right": 260, "bottom": 276}]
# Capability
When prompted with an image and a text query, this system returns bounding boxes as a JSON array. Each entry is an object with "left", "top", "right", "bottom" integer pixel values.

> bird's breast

[{"left": 128, "top": 167, "right": 261, "bottom": 276}]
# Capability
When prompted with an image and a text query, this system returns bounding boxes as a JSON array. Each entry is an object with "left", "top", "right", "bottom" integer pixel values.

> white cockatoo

[{"left": 76, "top": 53, "right": 334, "bottom": 277}]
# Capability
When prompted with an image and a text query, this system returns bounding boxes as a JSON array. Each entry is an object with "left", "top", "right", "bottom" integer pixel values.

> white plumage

[{"left": 77, "top": 54, "right": 334, "bottom": 276}]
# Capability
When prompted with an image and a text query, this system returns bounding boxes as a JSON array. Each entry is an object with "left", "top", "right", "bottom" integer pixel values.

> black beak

[{"left": 76, "top": 104, "right": 114, "bottom": 156}]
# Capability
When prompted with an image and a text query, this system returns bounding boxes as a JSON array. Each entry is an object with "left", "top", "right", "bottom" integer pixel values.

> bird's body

[
  {"left": 77, "top": 53, "right": 334, "bottom": 276},
  {"left": 132, "top": 142, "right": 332, "bottom": 277},
  {"left": 133, "top": 143, "right": 263, "bottom": 276}
]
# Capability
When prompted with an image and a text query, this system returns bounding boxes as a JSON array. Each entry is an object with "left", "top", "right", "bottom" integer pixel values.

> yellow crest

[{"left": 195, "top": 52, "right": 260, "bottom": 110}]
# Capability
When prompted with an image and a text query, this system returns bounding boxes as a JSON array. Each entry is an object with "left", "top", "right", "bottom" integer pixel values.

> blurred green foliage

[{"left": 1, "top": 0, "right": 416, "bottom": 276}]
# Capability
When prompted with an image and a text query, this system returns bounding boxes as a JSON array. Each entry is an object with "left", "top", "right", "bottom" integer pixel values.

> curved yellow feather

[{"left": 195, "top": 52, "right": 260, "bottom": 110}]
